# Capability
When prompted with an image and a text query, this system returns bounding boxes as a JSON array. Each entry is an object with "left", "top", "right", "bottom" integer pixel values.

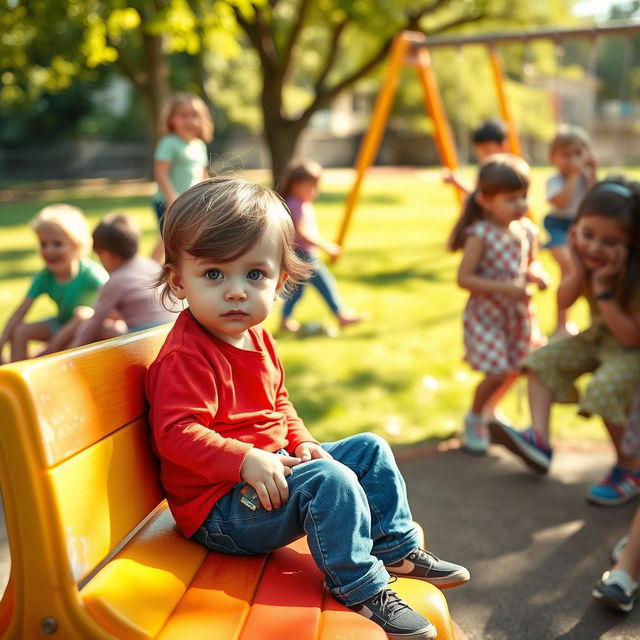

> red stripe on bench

[
  {"left": 238, "top": 537, "right": 324, "bottom": 640},
  {"left": 157, "top": 552, "right": 268, "bottom": 640}
]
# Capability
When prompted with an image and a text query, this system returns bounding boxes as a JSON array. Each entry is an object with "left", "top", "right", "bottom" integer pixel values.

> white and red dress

[{"left": 463, "top": 218, "right": 544, "bottom": 375}]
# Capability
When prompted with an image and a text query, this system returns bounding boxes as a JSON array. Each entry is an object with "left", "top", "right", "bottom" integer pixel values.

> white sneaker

[{"left": 463, "top": 412, "right": 488, "bottom": 454}]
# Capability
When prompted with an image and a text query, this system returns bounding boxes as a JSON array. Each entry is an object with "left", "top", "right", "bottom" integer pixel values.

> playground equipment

[
  {"left": 335, "top": 20, "right": 640, "bottom": 251},
  {"left": 0, "top": 326, "right": 455, "bottom": 639}
]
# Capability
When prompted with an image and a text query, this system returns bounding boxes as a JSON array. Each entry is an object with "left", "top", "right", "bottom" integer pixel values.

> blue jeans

[
  {"left": 192, "top": 433, "right": 420, "bottom": 606},
  {"left": 282, "top": 250, "right": 343, "bottom": 318}
]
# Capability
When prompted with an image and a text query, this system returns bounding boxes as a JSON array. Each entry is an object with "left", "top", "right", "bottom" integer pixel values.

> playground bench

[{"left": 0, "top": 325, "right": 454, "bottom": 639}]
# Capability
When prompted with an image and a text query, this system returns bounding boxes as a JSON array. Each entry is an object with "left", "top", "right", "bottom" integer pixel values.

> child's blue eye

[
  {"left": 247, "top": 269, "right": 264, "bottom": 281},
  {"left": 204, "top": 268, "right": 223, "bottom": 280}
]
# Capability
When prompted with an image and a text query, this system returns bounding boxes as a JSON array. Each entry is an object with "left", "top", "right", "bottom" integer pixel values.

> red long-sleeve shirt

[{"left": 145, "top": 310, "right": 317, "bottom": 537}]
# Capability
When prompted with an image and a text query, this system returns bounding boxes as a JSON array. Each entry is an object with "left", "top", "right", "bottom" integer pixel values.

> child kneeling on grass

[{"left": 144, "top": 176, "right": 470, "bottom": 640}]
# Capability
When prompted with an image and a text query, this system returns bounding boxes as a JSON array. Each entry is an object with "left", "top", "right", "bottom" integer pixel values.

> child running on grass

[
  {"left": 69, "top": 212, "right": 175, "bottom": 347},
  {"left": 145, "top": 176, "right": 470, "bottom": 640},
  {"left": 0, "top": 204, "right": 108, "bottom": 363},
  {"left": 448, "top": 154, "right": 548, "bottom": 454},
  {"left": 150, "top": 92, "right": 213, "bottom": 262},
  {"left": 277, "top": 159, "right": 364, "bottom": 334},
  {"left": 490, "top": 179, "right": 640, "bottom": 506}
]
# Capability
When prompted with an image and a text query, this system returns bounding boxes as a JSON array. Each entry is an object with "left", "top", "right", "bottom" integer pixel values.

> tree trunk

[{"left": 140, "top": 32, "right": 171, "bottom": 144}]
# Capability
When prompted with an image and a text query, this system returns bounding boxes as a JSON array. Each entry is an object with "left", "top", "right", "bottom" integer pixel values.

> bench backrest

[{"left": 0, "top": 325, "right": 171, "bottom": 638}]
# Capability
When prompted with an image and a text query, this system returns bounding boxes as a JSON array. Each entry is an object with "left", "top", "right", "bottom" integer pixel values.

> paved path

[
  {"left": 397, "top": 442, "right": 640, "bottom": 640},
  {"left": 0, "top": 441, "right": 638, "bottom": 639}
]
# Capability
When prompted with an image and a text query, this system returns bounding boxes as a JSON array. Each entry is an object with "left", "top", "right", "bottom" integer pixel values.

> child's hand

[
  {"left": 325, "top": 242, "right": 342, "bottom": 260},
  {"left": 567, "top": 227, "right": 586, "bottom": 275},
  {"left": 504, "top": 280, "right": 533, "bottom": 300},
  {"left": 294, "top": 442, "right": 332, "bottom": 462},
  {"left": 529, "top": 272, "right": 550, "bottom": 291},
  {"left": 592, "top": 245, "right": 628, "bottom": 293},
  {"left": 585, "top": 154, "right": 597, "bottom": 171},
  {"left": 240, "top": 448, "right": 301, "bottom": 511}
]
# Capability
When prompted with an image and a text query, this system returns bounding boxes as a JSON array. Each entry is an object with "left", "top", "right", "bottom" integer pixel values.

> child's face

[
  {"left": 574, "top": 214, "right": 629, "bottom": 272},
  {"left": 36, "top": 225, "right": 80, "bottom": 276},
  {"left": 551, "top": 143, "right": 590, "bottom": 176},
  {"left": 474, "top": 140, "right": 508, "bottom": 162},
  {"left": 478, "top": 188, "right": 528, "bottom": 227},
  {"left": 170, "top": 103, "right": 202, "bottom": 141},
  {"left": 291, "top": 178, "right": 319, "bottom": 202},
  {"left": 167, "top": 220, "right": 287, "bottom": 348}
]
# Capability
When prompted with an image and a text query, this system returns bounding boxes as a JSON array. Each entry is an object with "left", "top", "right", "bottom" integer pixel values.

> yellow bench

[{"left": 0, "top": 326, "right": 455, "bottom": 639}]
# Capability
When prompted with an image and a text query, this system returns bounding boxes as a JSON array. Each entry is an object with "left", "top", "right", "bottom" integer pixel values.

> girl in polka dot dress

[
  {"left": 490, "top": 178, "right": 640, "bottom": 506},
  {"left": 448, "top": 154, "right": 548, "bottom": 454}
]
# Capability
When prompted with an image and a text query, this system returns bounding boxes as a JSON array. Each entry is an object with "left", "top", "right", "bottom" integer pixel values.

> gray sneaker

[
  {"left": 348, "top": 586, "right": 437, "bottom": 640},
  {"left": 387, "top": 548, "right": 470, "bottom": 589},
  {"left": 592, "top": 569, "right": 639, "bottom": 613}
]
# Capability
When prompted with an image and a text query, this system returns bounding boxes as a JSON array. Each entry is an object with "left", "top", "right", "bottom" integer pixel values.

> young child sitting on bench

[{"left": 145, "top": 176, "right": 470, "bottom": 640}]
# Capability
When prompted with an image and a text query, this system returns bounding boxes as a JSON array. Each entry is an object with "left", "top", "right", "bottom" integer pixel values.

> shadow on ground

[{"left": 400, "top": 445, "right": 639, "bottom": 640}]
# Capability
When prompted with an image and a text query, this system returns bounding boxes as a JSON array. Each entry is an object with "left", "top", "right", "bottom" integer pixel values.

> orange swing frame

[{"left": 335, "top": 30, "right": 522, "bottom": 251}]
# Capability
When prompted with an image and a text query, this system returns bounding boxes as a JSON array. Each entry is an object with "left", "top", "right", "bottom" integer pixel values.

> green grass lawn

[{"left": 2, "top": 166, "right": 638, "bottom": 447}]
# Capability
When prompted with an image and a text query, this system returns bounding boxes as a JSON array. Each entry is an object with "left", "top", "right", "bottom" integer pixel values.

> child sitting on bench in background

[
  {"left": 145, "top": 176, "right": 470, "bottom": 640},
  {"left": 69, "top": 212, "right": 175, "bottom": 348},
  {"left": 0, "top": 203, "right": 108, "bottom": 363},
  {"left": 543, "top": 124, "right": 598, "bottom": 337}
]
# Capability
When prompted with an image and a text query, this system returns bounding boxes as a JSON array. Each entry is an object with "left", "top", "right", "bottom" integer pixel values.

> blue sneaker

[
  {"left": 488, "top": 423, "right": 552, "bottom": 474},
  {"left": 592, "top": 569, "right": 639, "bottom": 613},
  {"left": 463, "top": 412, "right": 488, "bottom": 454},
  {"left": 587, "top": 466, "right": 640, "bottom": 506}
]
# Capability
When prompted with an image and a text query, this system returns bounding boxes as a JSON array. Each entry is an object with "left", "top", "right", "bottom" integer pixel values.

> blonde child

[
  {"left": 544, "top": 124, "right": 598, "bottom": 336},
  {"left": 448, "top": 154, "right": 548, "bottom": 453},
  {"left": 145, "top": 176, "right": 469, "bottom": 640},
  {"left": 277, "top": 159, "right": 364, "bottom": 333},
  {"left": 0, "top": 204, "right": 108, "bottom": 363},
  {"left": 593, "top": 505, "right": 639, "bottom": 612},
  {"left": 490, "top": 179, "right": 640, "bottom": 506},
  {"left": 150, "top": 92, "right": 213, "bottom": 262},
  {"left": 69, "top": 213, "right": 175, "bottom": 348}
]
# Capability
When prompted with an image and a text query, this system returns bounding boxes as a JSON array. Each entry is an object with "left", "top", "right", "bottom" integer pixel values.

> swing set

[{"left": 335, "top": 20, "right": 640, "bottom": 251}]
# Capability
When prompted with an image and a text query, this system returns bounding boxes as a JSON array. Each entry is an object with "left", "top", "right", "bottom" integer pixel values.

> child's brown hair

[
  {"left": 549, "top": 124, "right": 591, "bottom": 158},
  {"left": 157, "top": 176, "right": 311, "bottom": 305},
  {"left": 277, "top": 159, "right": 322, "bottom": 200},
  {"left": 576, "top": 178, "right": 640, "bottom": 310},
  {"left": 161, "top": 92, "right": 214, "bottom": 143},
  {"left": 92, "top": 212, "right": 140, "bottom": 260},
  {"left": 448, "top": 154, "right": 531, "bottom": 252}
]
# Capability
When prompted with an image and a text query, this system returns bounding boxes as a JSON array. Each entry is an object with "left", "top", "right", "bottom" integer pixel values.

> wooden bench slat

[{"left": 49, "top": 419, "right": 164, "bottom": 582}]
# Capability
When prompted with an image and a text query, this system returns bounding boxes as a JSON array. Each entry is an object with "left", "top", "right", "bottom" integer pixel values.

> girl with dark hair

[
  {"left": 449, "top": 154, "right": 548, "bottom": 454},
  {"left": 491, "top": 178, "right": 640, "bottom": 506}
]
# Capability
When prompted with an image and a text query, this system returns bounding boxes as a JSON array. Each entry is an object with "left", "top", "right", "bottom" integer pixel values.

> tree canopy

[{"left": 1, "top": 0, "right": 588, "bottom": 180}]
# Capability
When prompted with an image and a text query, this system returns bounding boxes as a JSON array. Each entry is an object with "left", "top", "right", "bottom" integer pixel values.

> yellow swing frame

[{"left": 335, "top": 30, "right": 522, "bottom": 251}]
